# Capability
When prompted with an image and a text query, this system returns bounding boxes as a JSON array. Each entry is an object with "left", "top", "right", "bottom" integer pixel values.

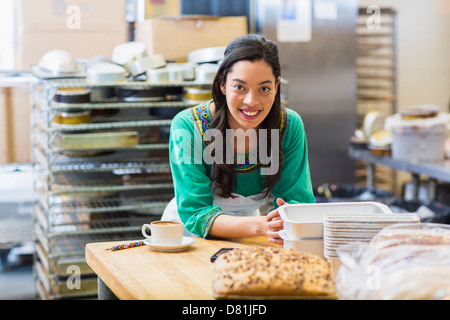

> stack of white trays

[
  {"left": 278, "top": 202, "right": 396, "bottom": 259},
  {"left": 323, "top": 212, "right": 420, "bottom": 260}
]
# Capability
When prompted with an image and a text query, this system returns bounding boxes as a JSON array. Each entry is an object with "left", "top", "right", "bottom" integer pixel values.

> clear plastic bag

[{"left": 335, "top": 223, "right": 450, "bottom": 300}]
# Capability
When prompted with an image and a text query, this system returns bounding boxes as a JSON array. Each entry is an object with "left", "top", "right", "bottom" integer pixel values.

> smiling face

[{"left": 220, "top": 59, "right": 280, "bottom": 131}]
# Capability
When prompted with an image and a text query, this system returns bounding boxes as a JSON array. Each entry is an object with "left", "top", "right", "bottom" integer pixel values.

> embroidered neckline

[
  {"left": 189, "top": 100, "right": 288, "bottom": 172},
  {"left": 191, "top": 101, "right": 211, "bottom": 140}
]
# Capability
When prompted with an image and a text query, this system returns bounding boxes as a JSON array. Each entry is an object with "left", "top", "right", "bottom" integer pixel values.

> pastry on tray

[{"left": 212, "top": 247, "right": 336, "bottom": 299}]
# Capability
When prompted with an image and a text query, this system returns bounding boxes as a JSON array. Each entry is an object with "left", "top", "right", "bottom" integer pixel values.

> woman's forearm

[{"left": 208, "top": 214, "right": 267, "bottom": 239}]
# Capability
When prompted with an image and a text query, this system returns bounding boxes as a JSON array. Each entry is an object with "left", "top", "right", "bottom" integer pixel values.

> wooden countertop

[{"left": 85, "top": 236, "right": 277, "bottom": 300}]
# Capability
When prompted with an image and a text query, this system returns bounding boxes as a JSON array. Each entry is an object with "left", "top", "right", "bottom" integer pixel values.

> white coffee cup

[{"left": 141, "top": 220, "right": 184, "bottom": 245}]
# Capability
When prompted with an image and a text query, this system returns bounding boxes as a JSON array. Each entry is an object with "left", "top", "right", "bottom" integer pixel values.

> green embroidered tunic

[{"left": 169, "top": 100, "right": 315, "bottom": 237}]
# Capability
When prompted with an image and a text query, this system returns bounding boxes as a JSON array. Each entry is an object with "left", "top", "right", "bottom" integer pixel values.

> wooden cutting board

[{"left": 85, "top": 236, "right": 276, "bottom": 300}]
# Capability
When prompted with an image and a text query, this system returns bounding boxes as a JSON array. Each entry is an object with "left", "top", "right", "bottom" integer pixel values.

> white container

[
  {"left": 385, "top": 112, "right": 448, "bottom": 162},
  {"left": 195, "top": 63, "right": 218, "bottom": 83},
  {"left": 279, "top": 230, "right": 324, "bottom": 258},
  {"left": 39, "top": 49, "right": 78, "bottom": 74},
  {"left": 147, "top": 68, "right": 169, "bottom": 84},
  {"left": 112, "top": 41, "right": 147, "bottom": 67},
  {"left": 278, "top": 201, "right": 392, "bottom": 239},
  {"left": 166, "top": 64, "right": 183, "bottom": 83},
  {"left": 188, "top": 46, "right": 225, "bottom": 64},
  {"left": 128, "top": 54, "right": 166, "bottom": 76},
  {"left": 87, "top": 62, "right": 126, "bottom": 84}
]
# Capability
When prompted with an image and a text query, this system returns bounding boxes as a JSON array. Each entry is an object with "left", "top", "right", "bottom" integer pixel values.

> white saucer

[{"left": 143, "top": 237, "right": 195, "bottom": 252}]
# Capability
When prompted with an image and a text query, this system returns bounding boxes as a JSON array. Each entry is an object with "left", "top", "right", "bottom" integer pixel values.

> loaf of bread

[
  {"left": 370, "top": 224, "right": 450, "bottom": 250},
  {"left": 212, "top": 247, "right": 336, "bottom": 299}
]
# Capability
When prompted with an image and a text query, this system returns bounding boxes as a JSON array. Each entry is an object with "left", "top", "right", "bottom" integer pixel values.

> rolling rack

[
  {"left": 31, "top": 77, "right": 209, "bottom": 299},
  {"left": 355, "top": 7, "right": 397, "bottom": 192}
]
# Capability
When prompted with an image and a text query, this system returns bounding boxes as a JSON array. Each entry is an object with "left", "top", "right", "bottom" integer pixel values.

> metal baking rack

[
  {"left": 48, "top": 78, "right": 213, "bottom": 88},
  {"left": 38, "top": 194, "right": 172, "bottom": 216},
  {"left": 356, "top": 7, "right": 397, "bottom": 124},
  {"left": 31, "top": 76, "right": 198, "bottom": 299},
  {"left": 355, "top": 7, "right": 398, "bottom": 193}
]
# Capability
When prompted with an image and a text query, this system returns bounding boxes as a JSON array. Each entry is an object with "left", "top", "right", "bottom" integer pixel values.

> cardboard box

[
  {"left": 16, "top": 0, "right": 127, "bottom": 31},
  {"left": 135, "top": 15, "right": 248, "bottom": 62},
  {"left": 0, "top": 85, "right": 31, "bottom": 164},
  {"left": 16, "top": 29, "right": 127, "bottom": 70},
  {"left": 0, "top": 0, "right": 15, "bottom": 70},
  {"left": 8, "top": 0, "right": 128, "bottom": 70}
]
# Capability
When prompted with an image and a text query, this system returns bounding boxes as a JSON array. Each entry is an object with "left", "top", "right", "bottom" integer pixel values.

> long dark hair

[{"left": 210, "top": 34, "right": 284, "bottom": 199}]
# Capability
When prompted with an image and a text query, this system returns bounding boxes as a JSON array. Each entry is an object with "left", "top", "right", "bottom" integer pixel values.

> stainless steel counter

[{"left": 348, "top": 147, "right": 450, "bottom": 200}]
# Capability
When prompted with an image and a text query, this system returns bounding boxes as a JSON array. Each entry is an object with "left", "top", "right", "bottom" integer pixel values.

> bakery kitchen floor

[
  {"left": 0, "top": 164, "right": 36, "bottom": 299},
  {"left": 0, "top": 250, "right": 36, "bottom": 300}
]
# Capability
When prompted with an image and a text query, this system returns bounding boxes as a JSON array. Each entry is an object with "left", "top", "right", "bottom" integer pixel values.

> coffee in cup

[{"left": 141, "top": 220, "right": 184, "bottom": 245}]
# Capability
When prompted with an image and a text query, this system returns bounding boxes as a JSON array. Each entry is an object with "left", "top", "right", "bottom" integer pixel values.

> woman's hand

[
  {"left": 207, "top": 198, "right": 286, "bottom": 242},
  {"left": 265, "top": 198, "right": 285, "bottom": 244}
]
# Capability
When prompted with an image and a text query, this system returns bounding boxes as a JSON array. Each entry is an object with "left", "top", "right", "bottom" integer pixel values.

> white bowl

[
  {"left": 278, "top": 201, "right": 392, "bottom": 239},
  {"left": 279, "top": 230, "right": 324, "bottom": 258},
  {"left": 112, "top": 41, "right": 147, "bottom": 66},
  {"left": 38, "top": 49, "right": 78, "bottom": 74}
]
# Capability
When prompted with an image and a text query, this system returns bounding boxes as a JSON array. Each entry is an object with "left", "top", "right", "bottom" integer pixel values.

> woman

[{"left": 163, "top": 34, "right": 315, "bottom": 244}]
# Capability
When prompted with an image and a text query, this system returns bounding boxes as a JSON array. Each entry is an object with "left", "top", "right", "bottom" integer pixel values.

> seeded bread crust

[{"left": 212, "top": 247, "right": 336, "bottom": 299}]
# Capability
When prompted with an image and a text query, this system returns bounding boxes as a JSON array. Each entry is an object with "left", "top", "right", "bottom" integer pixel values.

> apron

[{"left": 162, "top": 190, "right": 268, "bottom": 237}]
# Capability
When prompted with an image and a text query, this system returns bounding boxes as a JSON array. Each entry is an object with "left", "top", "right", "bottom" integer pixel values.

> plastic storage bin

[
  {"left": 278, "top": 230, "right": 324, "bottom": 258},
  {"left": 385, "top": 113, "right": 448, "bottom": 162},
  {"left": 278, "top": 201, "right": 392, "bottom": 239}
]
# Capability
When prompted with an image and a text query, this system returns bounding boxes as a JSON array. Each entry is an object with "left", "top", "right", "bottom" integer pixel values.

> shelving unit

[
  {"left": 31, "top": 77, "right": 210, "bottom": 299},
  {"left": 355, "top": 7, "right": 397, "bottom": 192},
  {"left": 348, "top": 147, "right": 450, "bottom": 201}
]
